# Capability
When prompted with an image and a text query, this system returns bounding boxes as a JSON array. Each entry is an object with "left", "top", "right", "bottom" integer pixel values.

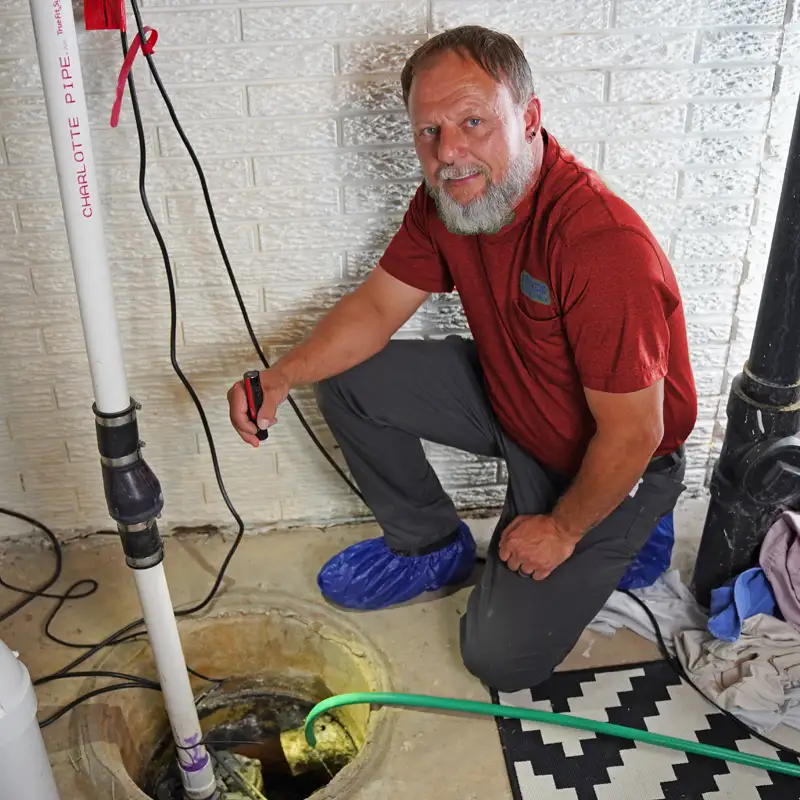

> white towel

[{"left": 587, "top": 569, "right": 708, "bottom": 655}]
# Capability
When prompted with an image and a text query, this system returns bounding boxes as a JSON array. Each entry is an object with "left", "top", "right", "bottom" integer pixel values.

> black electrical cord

[
  {"left": 115, "top": 27, "right": 247, "bottom": 620},
  {"left": 0, "top": 510, "right": 146, "bottom": 655},
  {"left": 37, "top": 682, "right": 162, "bottom": 729},
  {"left": 35, "top": 670, "right": 160, "bottom": 689},
  {"left": 126, "top": 0, "right": 364, "bottom": 505},
  {"left": 0, "top": 506, "right": 155, "bottom": 688},
  {"left": 0, "top": 508, "right": 97, "bottom": 624}
]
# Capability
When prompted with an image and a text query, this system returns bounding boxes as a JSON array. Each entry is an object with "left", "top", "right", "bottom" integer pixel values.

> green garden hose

[{"left": 303, "top": 692, "right": 800, "bottom": 779}]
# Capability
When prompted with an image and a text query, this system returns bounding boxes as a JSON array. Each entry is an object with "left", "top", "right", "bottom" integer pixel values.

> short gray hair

[{"left": 401, "top": 25, "right": 535, "bottom": 108}]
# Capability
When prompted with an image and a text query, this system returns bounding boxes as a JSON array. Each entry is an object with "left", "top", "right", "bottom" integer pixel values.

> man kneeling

[{"left": 227, "top": 26, "right": 697, "bottom": 693}]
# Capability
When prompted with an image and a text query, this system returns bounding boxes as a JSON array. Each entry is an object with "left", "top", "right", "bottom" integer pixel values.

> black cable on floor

[
  {"left": 0, "top": 508, "right": 97, "bottom": 624},
  {"left": 41, "top": 579, "right": 106, "bottom": 648},
  {"left": 37, "top": 682, "right": 162, "bottom": 729},
  {"left": 0, "top": 509, "right": 154, "bottom": 699},
  {"left": 622, "top": 589, "right": 800, "bottom": 760},
  {"left": 0, "top": 521, "right": 170, "bottom": 726},
  {"left": 35, "top": 670, "right": 160, "bottom": 689}
]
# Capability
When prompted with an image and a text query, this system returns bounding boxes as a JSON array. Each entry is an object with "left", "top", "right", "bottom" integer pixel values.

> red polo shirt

[{"left": 379, "top": 130, "right": 697, "bottom": 477}]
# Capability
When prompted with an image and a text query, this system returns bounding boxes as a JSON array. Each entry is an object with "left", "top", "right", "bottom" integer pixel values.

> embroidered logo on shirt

[{"left": 520, "top": 271, "right": 552, "bottom": 306}]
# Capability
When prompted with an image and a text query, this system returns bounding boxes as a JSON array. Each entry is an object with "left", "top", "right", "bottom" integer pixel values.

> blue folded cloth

[
  {"left": 708, "top": 567, "right": 777, "bottom": 642},
  {"left": 317, "top": 521, "right": 476, "bottom": 611}
]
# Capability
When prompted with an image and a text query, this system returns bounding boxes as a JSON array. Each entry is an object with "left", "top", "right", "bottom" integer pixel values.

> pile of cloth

[{"left": 588, "top": 510, "right": 800, "bottom": 734}]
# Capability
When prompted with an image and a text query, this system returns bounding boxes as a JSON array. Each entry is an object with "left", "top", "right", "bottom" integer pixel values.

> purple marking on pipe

[
  {"left": 181, "top": 752, "right": 210, "bottom": 772},
  {"left": 176, "top": 733, "right": 209, "bottom": 772}
]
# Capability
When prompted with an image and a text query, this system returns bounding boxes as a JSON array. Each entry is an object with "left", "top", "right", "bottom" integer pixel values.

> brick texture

[{"left": 0, "top": 0, "right": 794, "bottom": 538}]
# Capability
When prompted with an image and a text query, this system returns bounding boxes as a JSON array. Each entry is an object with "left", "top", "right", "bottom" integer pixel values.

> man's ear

[{"left": 524, "top": 94, "right": 542, "bottom": 139}]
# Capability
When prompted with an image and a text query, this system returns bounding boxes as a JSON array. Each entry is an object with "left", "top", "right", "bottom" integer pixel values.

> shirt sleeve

[
  {"left": 559, "top": 228, "right": 680, "bottom": 394},
  {"left": 378, "top": 184, "right": 454, "bottom": 293}
]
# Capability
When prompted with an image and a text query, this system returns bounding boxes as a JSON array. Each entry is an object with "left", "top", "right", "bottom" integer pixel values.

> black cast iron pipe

[{"left": 691, "top": 91, "right": 800, "bottom": 606}]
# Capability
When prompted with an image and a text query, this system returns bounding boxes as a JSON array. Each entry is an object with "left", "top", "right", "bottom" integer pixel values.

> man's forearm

[
  {"left": 550, "top": 431, "right": 659, "bottom": 541},
  {"left": 271, "top": 289, "right": 392, "bottom": 389}
]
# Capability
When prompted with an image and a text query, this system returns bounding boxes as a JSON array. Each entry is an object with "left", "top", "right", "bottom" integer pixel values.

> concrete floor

[{"left": 0, "top": 496, "right": 709, "bottom": 799}]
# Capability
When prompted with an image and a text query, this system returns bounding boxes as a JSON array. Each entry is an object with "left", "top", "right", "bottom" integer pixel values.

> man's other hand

[
  {"left": 499, "top": 514, "right": 578, "bottom": 580},
  {"left": 227, "top": 370, "right": 289, "bottom": 447}
]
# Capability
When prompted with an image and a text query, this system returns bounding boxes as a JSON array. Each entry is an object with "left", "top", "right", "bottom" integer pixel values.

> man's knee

[
  {"left": 313, "top": 374, "right": 337, "bottom": 409},
  {"left": 459, "top": 615, "right": 559, "bottom": 693},
  {"left": 314, "top": 370, "right": 357, "bottom": 420},
  {"left": 314, "top": 345, "right": 392, "bottom": 414}
]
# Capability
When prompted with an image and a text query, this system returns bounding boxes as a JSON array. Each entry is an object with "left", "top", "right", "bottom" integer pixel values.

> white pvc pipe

[
  {"left": 0, "top": 640, "right": 61, "bottom": 800},
  {"left": 133, "top": 567, "right": 218, "bottom": 800},
  {"left": 29, "top": 2, "right": 218, "bottom": 798},
  {"left": 29, "top": 0, "right": 129, "bottom": 414}
]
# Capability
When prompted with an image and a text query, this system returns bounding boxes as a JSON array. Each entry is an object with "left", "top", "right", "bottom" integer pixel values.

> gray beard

[{"left": 424, "top": 146, "right": 535, "bottom": 235}]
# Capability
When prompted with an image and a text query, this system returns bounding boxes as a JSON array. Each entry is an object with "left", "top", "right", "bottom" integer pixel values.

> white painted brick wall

[{"left": 1, "top": 0, "right": 797, "bottom": 538}]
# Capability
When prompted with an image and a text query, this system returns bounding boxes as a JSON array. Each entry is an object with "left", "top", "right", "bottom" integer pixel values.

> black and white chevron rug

[{"left": 491, "top": 659, "right": 800, "bottom": 800}]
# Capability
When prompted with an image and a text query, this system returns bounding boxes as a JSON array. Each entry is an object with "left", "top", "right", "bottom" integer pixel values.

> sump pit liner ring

[{"left": 68, "top": 591, "right": 393, "bottom": 800}]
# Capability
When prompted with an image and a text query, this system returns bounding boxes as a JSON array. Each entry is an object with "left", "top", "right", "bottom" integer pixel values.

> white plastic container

[{"left": 0, "top": 639, "right": 61, "bottom": 800}]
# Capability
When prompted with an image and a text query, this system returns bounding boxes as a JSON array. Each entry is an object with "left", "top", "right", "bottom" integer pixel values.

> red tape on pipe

[{"left": 110, "top": 27, "right": 158, "bottom": 128}]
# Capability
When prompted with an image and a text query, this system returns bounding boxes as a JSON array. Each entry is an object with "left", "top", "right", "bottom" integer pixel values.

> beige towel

[{"left": 675, "top": 613, "right": 800, "bottom": 717}]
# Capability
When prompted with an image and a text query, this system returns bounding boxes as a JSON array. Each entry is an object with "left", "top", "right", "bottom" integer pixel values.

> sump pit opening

[
  {"left": 72, "top": 596, "right": 392, "bottom": 800},
  {"left": 144, "top": 682, "right": 358, "bottom": 800}
]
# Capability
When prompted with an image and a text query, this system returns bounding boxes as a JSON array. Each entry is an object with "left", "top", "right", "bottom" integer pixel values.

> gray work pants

[{"left": 315, "top": 337, "right": 686, "bottom": 692}]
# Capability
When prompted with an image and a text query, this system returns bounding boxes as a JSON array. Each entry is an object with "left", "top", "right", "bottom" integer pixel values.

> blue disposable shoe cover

[
  {"left": 618, "top": 512, "right": 676, "bottom": 591},
  {"left": 317, "top": 521, "right": 476, "bottom": 611}
]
